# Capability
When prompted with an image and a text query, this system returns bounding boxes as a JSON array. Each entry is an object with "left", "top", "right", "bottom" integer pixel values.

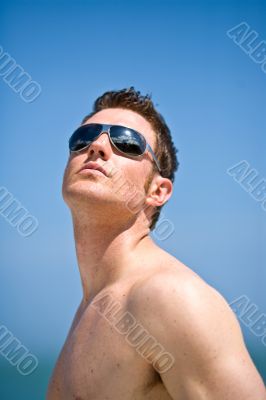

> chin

[{"left": 63, "top": 182, "right": 109, "bottom": 206}]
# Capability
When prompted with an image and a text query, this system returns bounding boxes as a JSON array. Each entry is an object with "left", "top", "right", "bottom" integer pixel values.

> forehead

[{"left": 83, "top": 108, "right": 156, "bottom": 148}]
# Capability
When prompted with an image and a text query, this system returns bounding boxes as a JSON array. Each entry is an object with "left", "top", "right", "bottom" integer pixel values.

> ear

[{"left": 145, "top": 176, "right": 173, "bottom": 208}]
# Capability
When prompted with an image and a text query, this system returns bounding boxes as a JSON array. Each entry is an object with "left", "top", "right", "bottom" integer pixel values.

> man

[{"left": 47, "top": 87, "right": 265, "bottom": 399}]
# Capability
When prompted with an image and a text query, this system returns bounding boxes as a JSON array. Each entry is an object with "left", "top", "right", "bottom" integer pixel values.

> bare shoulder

[
  {"left": 127, "top": 250, "right": 266, "bottom": 399},
  {"left": 129, "top": 249, "right": 230, "bottom": 322},
  {"left": 128, "top": 248, "right": 236, "bottom": 350}
]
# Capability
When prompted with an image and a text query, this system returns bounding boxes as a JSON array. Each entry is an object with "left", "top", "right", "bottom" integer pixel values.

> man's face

[{"left": 62, "top": 108, "right": 158, "bottom": 220}]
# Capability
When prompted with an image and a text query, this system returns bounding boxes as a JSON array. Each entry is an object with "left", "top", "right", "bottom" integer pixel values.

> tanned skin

[{"left": 47, "top": 108, "right": 266, "bottom": 400}]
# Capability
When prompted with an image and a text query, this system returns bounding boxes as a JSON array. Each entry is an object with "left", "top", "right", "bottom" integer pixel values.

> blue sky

[{"left": 0, "top": 0, "right": 266, "bottom": 396}]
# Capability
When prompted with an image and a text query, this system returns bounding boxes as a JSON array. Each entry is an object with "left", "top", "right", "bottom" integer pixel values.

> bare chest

[{"left": 47, "top": 294, "right": 172, "bottom": 400}]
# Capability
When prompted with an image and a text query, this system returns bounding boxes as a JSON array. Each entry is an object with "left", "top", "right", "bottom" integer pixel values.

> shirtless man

[{"left": 47, "top": 87, "right": 266, "bottom": 399}]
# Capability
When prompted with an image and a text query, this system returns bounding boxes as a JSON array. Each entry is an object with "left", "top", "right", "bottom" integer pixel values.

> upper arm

[{"left": 129, "top": 272, "right": 266, "bottom": 400}]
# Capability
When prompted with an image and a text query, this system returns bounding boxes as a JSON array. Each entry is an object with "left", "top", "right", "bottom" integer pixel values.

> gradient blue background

[{"left": 1, "top": 0, "right": 265, "bottom": 398}]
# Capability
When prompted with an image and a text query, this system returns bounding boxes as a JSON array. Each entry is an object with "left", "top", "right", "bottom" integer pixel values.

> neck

[{"left": 70, "top": 209, "right": 156, "bottom": 304}]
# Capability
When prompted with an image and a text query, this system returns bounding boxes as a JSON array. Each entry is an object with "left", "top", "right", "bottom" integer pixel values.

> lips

[{"left": 79, "top": 161, "right": 108, "bottom": 177}]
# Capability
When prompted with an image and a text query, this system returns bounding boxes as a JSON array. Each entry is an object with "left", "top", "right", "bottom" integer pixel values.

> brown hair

[{"left": 81, "top": 87, "right": 179, "bottom": 231}]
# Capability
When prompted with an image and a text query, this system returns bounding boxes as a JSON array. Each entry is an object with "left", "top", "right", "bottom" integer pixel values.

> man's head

[{"left": 63, "top": 87, "right": 179, "bottom": 231}]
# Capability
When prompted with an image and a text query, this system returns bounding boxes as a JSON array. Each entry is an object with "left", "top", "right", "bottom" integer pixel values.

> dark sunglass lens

[
  {"left": 69, "top": 124, "right": 102, "bottom": 152},
  {"left": 110, "top": 126, "right": 146, "bottom": 156}
]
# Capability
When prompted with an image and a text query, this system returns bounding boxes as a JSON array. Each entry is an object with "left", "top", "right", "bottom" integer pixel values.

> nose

[{"left": 87, "top": 132, "right": 112, "bottom": 160}]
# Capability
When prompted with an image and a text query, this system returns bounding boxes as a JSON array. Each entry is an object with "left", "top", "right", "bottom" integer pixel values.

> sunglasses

[{"left": 68, "top": 123, "right": 161, "bottom": 173}]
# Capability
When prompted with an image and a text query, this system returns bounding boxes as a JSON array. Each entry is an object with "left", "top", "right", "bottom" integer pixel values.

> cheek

[
  {"left": 65, "top": 154, "right": 83, "bottom": 174},
  {"left": 117, "top": 160, "right": 146, "bottom": 191},
  {"left": 62, "top": 159, "right": 72, "bottom": 195},
  {"left": 110, "top": 162, "right": 149, "bottom": 210},
  {"left": 126, "top": 160, "right": 153, "bottom": 190},
  {"left": 62, "top": 155, "right": 80, "bottom": 187},
  {"left": 62, "top": 158, "right": 73, "bottom": 182}
]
